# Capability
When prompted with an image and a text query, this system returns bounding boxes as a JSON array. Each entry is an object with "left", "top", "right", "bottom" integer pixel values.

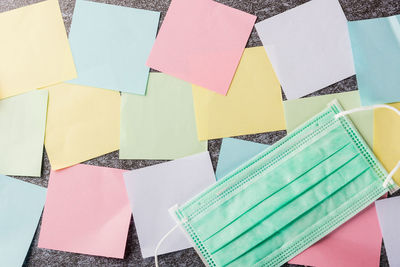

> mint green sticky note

[
  {"left": 0, "top": 175, "right": 46, "bottom": 266},
  {"left": 283, "top": 91, "right": 373, "bottom": 148},
  {"left": 0, "top": 90, "right": 48, "bottom": 177},
  {"left": 216, "top": 138, "right": 268, "bottom": 180},
  {"left": 120, "top": 73, "right": 207, "bottom": 159},
  {"left": 68, "top": 0, "right": 160, "bottom": 95},
  {"left": 348, "top": 16, "right": 400, "bottom": 105}
]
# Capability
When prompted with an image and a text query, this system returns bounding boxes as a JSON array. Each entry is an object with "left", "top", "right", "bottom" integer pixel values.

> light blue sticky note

[
  {"left": 68, "top": 0, "right": 160, "bottom": 95},
  {"left": 216, "top": 138, "right": 269, "bottom": 180},
  {"left": 348, "top": 16, "right": 400, "bottom": 105},
  {"left": 0, "top": 175, "right": 47, "bottom": 266}
]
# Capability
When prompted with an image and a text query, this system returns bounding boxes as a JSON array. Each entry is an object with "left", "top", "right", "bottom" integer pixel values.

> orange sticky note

[{"left": 38, "top": 165, "right": 131, "bottom": 258}]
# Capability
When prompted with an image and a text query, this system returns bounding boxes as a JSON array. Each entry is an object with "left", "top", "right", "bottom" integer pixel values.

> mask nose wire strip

[
  {"left": 334, "top": 104, "right": 400, "bottom": 188},
  {"left": 154, "top": 217, "right": 187, "bottom": 267}
]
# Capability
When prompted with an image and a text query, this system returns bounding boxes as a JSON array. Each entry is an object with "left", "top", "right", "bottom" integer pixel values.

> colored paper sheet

[
  {"left": 45, "top": 83, "right": 120, "bottom": 170},
  {"left": 0, "top": 0, "right": 76, "bottom": 100},
  {"left": 373, "top": 103, "right": 400, "bottom": 185},
  {"left": 0, "top": 175, "right": 46, "bottom": 267},
  {"left": 375, "top": 196, "right": 400, "bottom": 267},
  {"left": 68, "top": 0, "right": 159, "bottom": 95},
  {"left": 192, "top": 47, "right": 286, "bottom": 140},
  {"left": 38, "top": 164, "right": 131, "bottom": 258},
  {"left": 283, "top": 91, "right": 373, "bottom": 148},
  {"left": 216, "top": 138, "right": 383, "bottom": 267},
  {"left": 216, "top": 138, "right": 268, "bottom": 180},
  {"left": 120, "top": 73, "right": 207, "bottom": 160},
  {"left": 255, "top": 0, "right": 355, "bottom": 100},
  {"left": 348, "top": 16, "right": 400, "bottom": 105},
  {"left": 123, "top": 152, "right": 216, "bottom": 258},
  {"left": 146, "top": 0, "right": 256, "bottom": 95},
  {"left": 290, "top": 202, "right": 383, "bottom": 267},
  {"left": 0, "top": 90, "right": 48, "bottom": 177}
]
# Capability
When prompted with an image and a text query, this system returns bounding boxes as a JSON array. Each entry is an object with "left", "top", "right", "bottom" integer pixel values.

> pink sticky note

[
  {"left": 289, "top": 202, "right": 383, "bottom": 267},
  {"left": 146, "top": 0, "right": 256, "bottom": 95},
  {"left": 38, "top": 164, "right": 131, "bottom": 258}
]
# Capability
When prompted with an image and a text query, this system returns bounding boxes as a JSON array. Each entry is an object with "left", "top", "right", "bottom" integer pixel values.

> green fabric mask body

[{"left": 171, "top": 100, "right": 398, "bottom": 267}]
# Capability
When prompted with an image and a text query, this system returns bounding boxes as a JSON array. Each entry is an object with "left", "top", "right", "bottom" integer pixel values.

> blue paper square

[{"left": 68, "top": 0, "right": 160, "bottom": 95}]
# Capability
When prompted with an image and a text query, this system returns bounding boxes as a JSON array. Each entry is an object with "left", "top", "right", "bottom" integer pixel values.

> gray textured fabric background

[{"left": 1, "top": 0, "right": 399, "bottom": 266}]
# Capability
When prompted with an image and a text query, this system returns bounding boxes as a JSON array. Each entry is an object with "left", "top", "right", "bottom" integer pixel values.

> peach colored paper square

[
  {"left": 146, "top": 0, "right": 256, "bottom": 95},
  {"left": 38, "top": 164, "right": 131, "bottom": 258}
]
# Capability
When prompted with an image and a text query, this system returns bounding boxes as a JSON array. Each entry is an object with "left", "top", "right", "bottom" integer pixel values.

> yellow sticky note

[
  {"left": 373, "top": 103, "right": 400, "bottom": 185},
  {"left": 44, "top": 83, "right": 120, "bottom": 170},
  {"left": 192, "top": 46, "right": 286, "bottom": 140},
  {"left": 0, "top": 0, "right": 76, "bottom": 100}
]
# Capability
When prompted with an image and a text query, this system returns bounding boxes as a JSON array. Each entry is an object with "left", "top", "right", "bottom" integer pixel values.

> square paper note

[
  {"left": 283, "top": 91, "right": 373, "bottom": 147},
  {"left": 120, "top": 73, "right": 207, "bottom": 160},
  {"left": 68, "top": 0, "right": 160, "bottom": 95},
  {"left": 348, "top": 16, "right": 400, "bottom": 105},
  {"left": 255, "top": 0, "right": 355, "bottom": 99},
  {"left": 0, "top": 90, "right": 48, "bottom": 177},
  {"left": 38, "top": 164, "right": 131, "bottom": 258},
  {"left": 0, "top": 175, "right": 46, "bottom": 267},
  {"left": 45, "top": 83, "right": 120, "bottom": 170},
  {"left": 373, "top": 102, "right": 400, "bottom": 185},
  {"left": 147, "top": 0, "right": 256, "bottom": 95},
  {"left": 375, "top": 197, "right": 400, "bottom": 267},
  {"left": 217, "top": 138, "right": 384, "bottom": 267},
  {"left": 192, "top": 47, "right": 286, "bottom": 140},
  {"left": 0, "top": 0, "right": 76, "bottom": 99},
  {"left": 123, "top": 152, "right": 216, "bottom": 258}
]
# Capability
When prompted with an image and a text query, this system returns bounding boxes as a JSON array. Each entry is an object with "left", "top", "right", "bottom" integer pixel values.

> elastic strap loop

[
  {"left": 334, "top": 103, "right": 400, "bottom": 188},
  {"left": 154, "top": 218, "right": 187, "bottom": 267}
]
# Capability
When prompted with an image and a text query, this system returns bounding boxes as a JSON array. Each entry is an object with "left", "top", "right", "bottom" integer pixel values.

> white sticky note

[
  {"left": 375, "top": 196, "right": 400, "bottom": 267},
  {"left": 123, "top": 152, "right": 216, "bottom": 258},
  {"left": 255, "top": 0, "right": 355, "bottom": 99}
]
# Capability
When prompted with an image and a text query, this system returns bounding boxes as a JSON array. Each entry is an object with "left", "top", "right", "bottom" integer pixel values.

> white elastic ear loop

[
  {"left": 334, "top": 104, "right": 400, "bottom": 188},
  {"left": 383, "top": 160, "right": 400, "bottom": 188},
  {"left": 334, "top": 104, "right": 400, "bottom": 120},
  {"left": 154, "top": 223, "right": 179, "bottom": 267}
]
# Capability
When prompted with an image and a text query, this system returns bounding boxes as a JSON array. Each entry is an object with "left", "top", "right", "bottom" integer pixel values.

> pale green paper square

[
  {"left": 120, "top": 73, "right": 207, "bottom": 159},
  {"left": 0, "top": 175, "right": 46, "bottom": 266},
  {"left": 0, "top": 90, "right": 48, "bottom": 176},
  {"left": 68, "top": 0, "right": 160, "bottom": 95},
  {"left": 283, "top": 91, "right": 373, "bottom": 147}
]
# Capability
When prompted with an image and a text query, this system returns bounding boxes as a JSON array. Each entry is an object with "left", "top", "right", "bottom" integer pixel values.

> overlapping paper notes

[
  {"left": 147, "top": 0, "right": 256, "bottom": 95},
  {"left": 192, "top": 47, "right": 286, "bottom": 140}
]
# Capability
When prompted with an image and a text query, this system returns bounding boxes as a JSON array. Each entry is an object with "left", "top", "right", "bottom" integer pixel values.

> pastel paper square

[
  {"left": 255, "top": 0, "right": 355, "bottom": 99},
  {"left": 216, "top": 138, "right": 268, "bottom": 180},
  {"left": 146, "top": 0, "right": 256, "bottom": 95},
  {"left": 283, "top": 91, "right": 373, "bottom": 147},
  {"left": 0, "top": 175, "right": 46, "bottom": 266},
  {"left": 348, "top": 16, "right": 400, "bottom": 105},
  {"left": 38, "top": 164, "right": 131, "bottom": 258},
  {"left": 120, "top": 73, "right": 207, "bottom": 160},
  {"left": 123, "top": 152, "right": 216, "bottom": 258},
  {"left": 0, "top": 0, "right": 76, "bottom": 100},
  {"left": 217, "top": 137, "right": 383, "bottom": 267},
  {"left": 192, "top": 47, "right": 286, "bottom": 140},
  {"left": 0, "top": 90, "right": 48, "bottom": 177},
  {"left": 45, "top": 83, "right": 120, "bottom": 170},
  {"left": 68, "top": 0, "right": 160, "bottom": 95},
  {"left": 375, "top": 196, "right": 400, "bottom": 267},
  {"left": 373, "top": 102, "right": 400, "bottom": 185}
]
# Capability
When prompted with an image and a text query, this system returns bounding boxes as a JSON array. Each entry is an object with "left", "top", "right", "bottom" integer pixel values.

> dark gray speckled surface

[{"left": 1, "top": 0, "right": 400, "bottom": 266}]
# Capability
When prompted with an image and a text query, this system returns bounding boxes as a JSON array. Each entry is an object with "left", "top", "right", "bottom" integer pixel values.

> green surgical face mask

[{"left": 166, "top": 100, "right": 398, "bottom": 267}]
